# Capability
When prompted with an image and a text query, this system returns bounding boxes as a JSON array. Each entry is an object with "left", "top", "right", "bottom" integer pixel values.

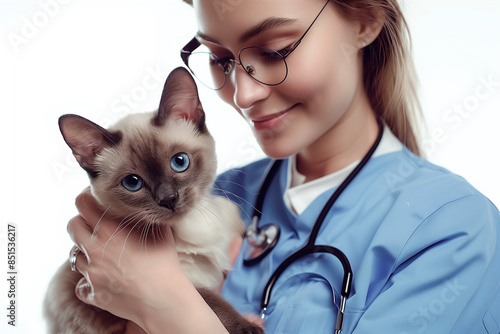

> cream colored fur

[{"left": 44, "top": 109, "right": 244, "bottom": 333}]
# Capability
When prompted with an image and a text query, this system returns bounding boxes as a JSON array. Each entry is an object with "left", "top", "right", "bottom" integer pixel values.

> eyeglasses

[{"left": 180, "top": 0, "right": 331, "bottom": 90}]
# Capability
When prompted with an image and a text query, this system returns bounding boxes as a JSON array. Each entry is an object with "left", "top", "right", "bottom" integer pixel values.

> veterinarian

[{"left": 67, "top": 0, "right": 500, "bottom": 333}]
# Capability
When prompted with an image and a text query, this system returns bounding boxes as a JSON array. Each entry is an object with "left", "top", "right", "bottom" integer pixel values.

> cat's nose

[
  {"left": 155, "top": 183, "right": 178, "bottom": 210},
  {"left": 157, "top": 194, "right": 178, "bottom": 211}
]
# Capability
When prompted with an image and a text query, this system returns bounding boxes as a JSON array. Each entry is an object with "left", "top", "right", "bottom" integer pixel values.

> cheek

[
  {"left": 217, "top": 87, "right": 234, "bottom": 108},
  {"left": 283, "top": 47, "right": 361, "bottom": 120},
  {"left": 281, "top": 11, "right": 361, "bottom": 106},
  {"left": 112, "top": 187, "right": 149, "bottom": 211},
  {"left": 217, "top": 86, "right": 245, "bottom": 117}
]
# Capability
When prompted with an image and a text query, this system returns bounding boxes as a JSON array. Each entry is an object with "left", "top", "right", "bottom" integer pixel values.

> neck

[{"left": 296, "top": 101, "right": 379, "bottom": 183}]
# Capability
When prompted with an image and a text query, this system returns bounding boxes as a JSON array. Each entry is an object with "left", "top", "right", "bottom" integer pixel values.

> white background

[{"left": 0, "top": 0, "right": 499, "bottom": 333}]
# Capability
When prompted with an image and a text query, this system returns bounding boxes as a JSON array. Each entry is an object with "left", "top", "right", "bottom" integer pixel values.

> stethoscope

[{"left": 242, "top": 118, "right": 384, "bottom": 334}]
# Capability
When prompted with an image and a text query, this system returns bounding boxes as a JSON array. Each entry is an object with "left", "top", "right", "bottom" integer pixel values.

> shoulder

[
  {"left": 373, "top": 149, "right": 500, "bottom": 260},
  {"left": 345, "top": 151, "right": 500, "bottom": 328},
  {"left": 349, "top": 149, "right": 500, "bottom": 269},
  {"left": 376, "top": 149, "right": 495, "bottom": 210}
]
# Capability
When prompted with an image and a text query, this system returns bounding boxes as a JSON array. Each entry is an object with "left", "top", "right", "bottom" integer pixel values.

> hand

[
  {"left": 218, "top": 236, "right": 243, "bottom": 292},
  {"left": 67, "top": 187, "right": 187, "bottom": 328},
  {"left": 220, "top": 238, "right": 265, "bottom": 332}
]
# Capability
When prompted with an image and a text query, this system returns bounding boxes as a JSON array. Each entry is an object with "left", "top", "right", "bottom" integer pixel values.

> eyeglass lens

[{"left": 187, "top": 45, "right": 288, "bottom": 90}]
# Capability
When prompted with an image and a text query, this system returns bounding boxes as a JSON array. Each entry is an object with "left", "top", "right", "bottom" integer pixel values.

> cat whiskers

[
  {"left": 140, "top": 220, "right": 153, "bottom": 252},
  {"left": 149, "top": 219, "right": 169, "bottom": 245},
  {"left": 211, "top": 187, "right": 261, "bottom": 223},
  {"left": 88, "top": 208, "right": 172, "bottom": 267},
  {"left": 215, "top": 177, "right": 261, "bottom": 196},
  {"left": 139, "top": 219, "right": 159, "bottom": 254},
  {"left": 89, "top": 211, "right": 145, "bottom": 264},
  {"left": 138, "top": 220, "right": 169, "bottom": 256},
  {"left": 194, "top": 197, "right": 246, "bottom": 235},
  {"left": 193, "top": 204, "right": 218, "bottom": 232},
  {"left": 118, "top": 214, "right": 148, "bottom": 267},
  {"left": 90, "top": 205, "right": 113, "bottom": 242}
]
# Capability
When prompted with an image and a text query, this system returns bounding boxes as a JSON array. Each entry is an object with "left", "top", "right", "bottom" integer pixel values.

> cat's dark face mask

[{"left": 59, "top": 68, "right": 217, "bottom": 225}]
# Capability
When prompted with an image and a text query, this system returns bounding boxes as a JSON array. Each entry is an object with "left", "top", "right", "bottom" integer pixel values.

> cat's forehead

[
  {"left": 108, "top": 110, "right": 215, "bottom": 161},
  {"left": 109, "top": 111, "right": 155, "bottom": 133}
]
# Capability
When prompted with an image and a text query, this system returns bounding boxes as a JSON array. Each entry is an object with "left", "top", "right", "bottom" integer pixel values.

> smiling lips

[{"left": 251, "top": 104, "right": 297, "bottom": 131}]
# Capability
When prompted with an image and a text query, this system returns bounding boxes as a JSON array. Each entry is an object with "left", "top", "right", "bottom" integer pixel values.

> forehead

[{"left": 192, "top": 0, "right": 317, "bottom": 44}]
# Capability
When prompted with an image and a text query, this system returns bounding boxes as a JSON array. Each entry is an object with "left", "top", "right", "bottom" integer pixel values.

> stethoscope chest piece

[{"left": 243, "top": 217, "right": 280, "bottom": 266}]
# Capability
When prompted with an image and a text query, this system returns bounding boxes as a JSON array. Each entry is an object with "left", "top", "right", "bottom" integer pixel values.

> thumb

[
  {"left": 243, "top": 314, "right": 265, "bottom": 329},
  {"left": 229, "top": 237, "right": 243, "bottom": 266}
]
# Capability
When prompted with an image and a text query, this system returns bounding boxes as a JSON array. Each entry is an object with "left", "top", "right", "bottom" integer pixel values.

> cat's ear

[
  {"left": 155, "top": 67, "right": 206, "bottom": 131},
  {"left": 58, "top": 114, "right": 122, "bottom": 175}
]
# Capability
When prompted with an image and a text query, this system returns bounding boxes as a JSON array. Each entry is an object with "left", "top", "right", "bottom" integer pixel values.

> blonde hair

[{"left": 331, "top": 0, "right": 423, "bottom": 155}]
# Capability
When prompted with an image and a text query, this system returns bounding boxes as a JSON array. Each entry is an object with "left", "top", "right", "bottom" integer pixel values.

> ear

[
  {"left": 58, "top": 114, "right": 122, "bottom": 174},
  {"left": 154, "top": 67, "right": 206, "bottom": 132},
  {"left": 355, "top": 9, "right": 385, "bottom": 49}
]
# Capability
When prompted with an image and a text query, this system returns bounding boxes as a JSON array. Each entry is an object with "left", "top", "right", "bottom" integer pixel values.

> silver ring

[{"left": 69, "top": 245, "right": 81, "bottom": 272}]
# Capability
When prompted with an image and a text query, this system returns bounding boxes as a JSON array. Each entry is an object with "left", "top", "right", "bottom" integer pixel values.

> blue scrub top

[{"left": 214, "top": 148, "right": 500, "bottom": 334}]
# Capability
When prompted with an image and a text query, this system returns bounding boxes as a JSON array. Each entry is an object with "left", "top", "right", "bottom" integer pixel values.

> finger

[
  {"left": 76, "top": 275, "right": 117, "bottom": 312},
  {"left": 229, "top": 237, "right": 243, "bottom": 266},
  {"left": 67, "top": 215, "right": 92, "bottom": 242},
  {"left": 146, "top": 224, "right": 176, "bottom": 246},
  {"left": 75, "top": 187, "right": 106, "bottom": 231},
  {"left": 218, "top": 236, "right": 242, "bottom": 292},
  {"left": 75, "top": 276, "right": 96, "bottom": 306},
  {"left": 67, "top": 215, "right": 93, "bottom": 257},
  {"left": 243, "top": 314, "right": 265, "bottom": 328},
  {"left": 147, "top": 225, "right": 177, "bottom": 252},
  {"left": 73, "top": 247, "right": 91, "bottom": 272}
]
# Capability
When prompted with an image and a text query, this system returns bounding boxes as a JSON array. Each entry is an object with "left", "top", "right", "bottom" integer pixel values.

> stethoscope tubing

[
  {"left": 246, "top": 118, "right": 384, "bottom": 333},
  {"left": 261, "top": 244, "right": 353, "bottom": 309},
  {"left": 259, "top": 118, "right": 383, "bottom": 306},
  {"left": 252, "top": 159, "right": 283, "bottom": 222}
]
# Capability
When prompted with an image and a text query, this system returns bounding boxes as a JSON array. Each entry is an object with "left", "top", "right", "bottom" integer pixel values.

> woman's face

[{"left": 192, "top": 0, "right": 366, "bottom": 159}]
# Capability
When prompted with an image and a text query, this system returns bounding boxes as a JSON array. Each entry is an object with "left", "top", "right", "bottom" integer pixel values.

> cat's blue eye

[
  {"left": 121, "top": 174, "right": 143, "bottom": 192},
  {"left": 170, "top": 153, "right": 190, "bottom": 173}
]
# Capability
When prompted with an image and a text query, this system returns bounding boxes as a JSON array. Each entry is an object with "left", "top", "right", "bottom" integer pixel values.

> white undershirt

[{"left": 284, "top": 125, "right": 403, "bottom": 215}]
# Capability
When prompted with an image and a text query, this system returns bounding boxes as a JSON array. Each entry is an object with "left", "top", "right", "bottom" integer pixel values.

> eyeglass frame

[{"left": 180, "top": 0, "right": 331, "bottom": 90}]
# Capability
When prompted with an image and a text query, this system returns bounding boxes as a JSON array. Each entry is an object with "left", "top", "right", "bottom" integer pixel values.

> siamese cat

[{"left": 44, "top": 67, "right": 263, "bottom": 334}]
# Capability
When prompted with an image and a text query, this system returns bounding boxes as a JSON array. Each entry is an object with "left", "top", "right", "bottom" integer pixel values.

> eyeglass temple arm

[
  {"left": 283, "top": 0, "right": 331, "bottom": 58},
  {"left": 180, "top": 37, "right": 201, "bottom": 67}
]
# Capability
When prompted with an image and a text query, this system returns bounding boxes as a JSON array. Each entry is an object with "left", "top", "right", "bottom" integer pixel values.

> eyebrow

[
  {"left": 239, "top": 17, "right": 298, "bottom": 43},
  {"left": 197, "top": 17, "right": 298, "bottom": 45}
]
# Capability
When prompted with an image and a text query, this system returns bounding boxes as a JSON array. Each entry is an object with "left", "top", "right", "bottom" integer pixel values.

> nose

[
  {"left": 232, "top": 66, "right": 271, "bottom": 110},
  {"left": 155, "top": 183, "right": 178, "bottom": 211}
]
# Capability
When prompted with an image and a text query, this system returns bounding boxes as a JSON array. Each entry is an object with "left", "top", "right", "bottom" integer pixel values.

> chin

[
  {"left": 258, "top": 139, "right": 299, "bottom": 160},
  {"left": 252, "top": 116, "right": 307, "bottom": 160}
]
